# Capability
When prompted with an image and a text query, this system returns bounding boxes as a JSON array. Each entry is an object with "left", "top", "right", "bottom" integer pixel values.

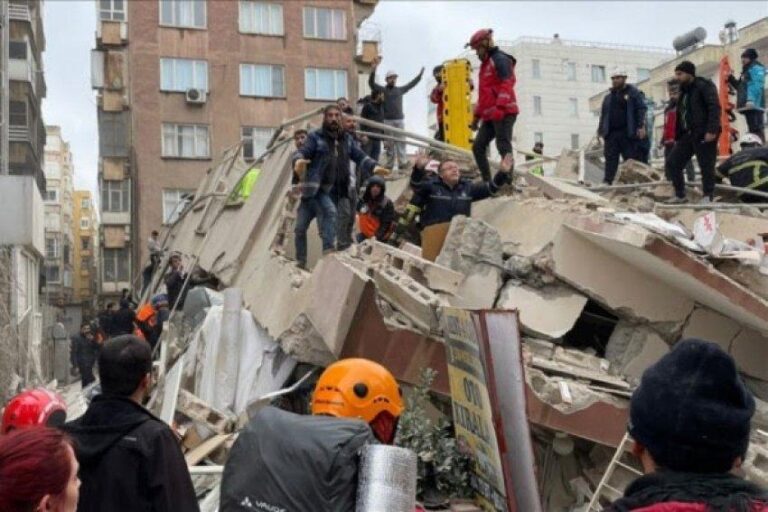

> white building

[{"left": 429, "top": 35, "right": 673, "bottom": 162}]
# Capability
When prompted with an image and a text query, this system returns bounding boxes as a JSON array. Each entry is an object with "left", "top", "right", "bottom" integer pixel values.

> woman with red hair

[{"left": 0, "top": 427, "right": 80, "bottom": 511}]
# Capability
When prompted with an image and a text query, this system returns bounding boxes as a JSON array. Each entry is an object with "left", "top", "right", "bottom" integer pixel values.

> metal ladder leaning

[{"left": 586, "top": 432, "right": 644, "bottom": 511}]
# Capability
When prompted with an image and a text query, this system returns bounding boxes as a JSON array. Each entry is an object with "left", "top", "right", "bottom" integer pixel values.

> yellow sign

[{"left": 441, "top": 308, "right": 507, "bottom": 512}]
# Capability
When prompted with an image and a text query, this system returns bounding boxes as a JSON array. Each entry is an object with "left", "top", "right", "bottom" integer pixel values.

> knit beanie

[
  {"left": 674, "top": 60, "right": 696, "bottom": 76},
  {"left": 629, "top": 338, "right": 755, "bottom": 473},
  {"left": 742, "top": 48, "right": 758, "bottom": 61}
]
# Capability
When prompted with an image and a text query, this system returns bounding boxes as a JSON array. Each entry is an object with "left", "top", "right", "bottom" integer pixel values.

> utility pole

[{"left": 0, "top": 0, "right": 9, "bottom": 175}]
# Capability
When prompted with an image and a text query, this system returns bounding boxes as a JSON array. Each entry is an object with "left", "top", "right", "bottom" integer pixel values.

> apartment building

[
  {"left": 92, "top": 0, "right": 379, "bottom": 302},
  {"left": 430, "top": 35, "right": 671, "bottom": 160},
  {"left": 73, "top": 190, "right": 99, "bottom": 312},
  {"left": 42, "top": 126, "right": 75, "bottom": 306}
]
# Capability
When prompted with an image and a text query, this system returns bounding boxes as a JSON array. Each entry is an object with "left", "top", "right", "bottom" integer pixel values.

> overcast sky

[{"left": 42, "top": 1, "right": 766, "bottom": 200}]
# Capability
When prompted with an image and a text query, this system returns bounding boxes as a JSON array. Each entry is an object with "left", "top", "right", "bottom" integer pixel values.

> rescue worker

[
  {"left": 597, "top": 68, "right": 648, "bottom": 184},
  {"left": 135, "top": 294, "right": 169, "bottom": 350},
  {"left": 1, "top": 388, "right": 67, "bottom": 434},
  {"left": 728, "top": 48, "right": 766, "bottom": 143},
  {"left": 336, "top": 114, "right": 364, "bottom": 251},
  {"left": 466, "top": 28, "right": 519, "bottom": 182},
  {"left": 356, "top": 175, "right": 396, "bottom": 243},
  {"left": 64, "top": 335, "right": 199, "bottom": 512},
  {"left": 360, "top": 90, "right": 385, "bottom": 162},
  {"left": 661, "top": 79, "right": 695, "bottom": 182},
  {"left": 369, "top": 57, "right": 425, "bottom": 170},
  {"left": 665, "top": 60, "right": 721, "bottom": 204},
  {"left": 292, "top": 104, "right": 386, "bottom": 269},
  {"left": 430, "top": 65, "right": 446, "bottom": 141},
  {"left": 164, "top": 252, "right": 186, "bottom": 308},
  {"left": 717, "top": 133, "right": 768, "bottom": 202},
  {"left": 526, "top": 141, "right": 544, "bottom": 176},
  {"left": 71, "top": 323, "right": 100, "bottom": 387},
  {"left": 606, "top": 339, "right": 768, "bottom": 511}
]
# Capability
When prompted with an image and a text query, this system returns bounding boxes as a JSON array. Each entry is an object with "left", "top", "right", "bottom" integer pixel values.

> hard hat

[
  {"left": 739, "top": 133, "right": 762, "bottom": 146},
  {"left": 466, "top": 28, "right": 493, "bottom": 49},
  {"left": 610, "top": 67, "right": 628, "bottom": 78},
  {"left": 385, "top": 70, "right": 398, "bottom": 79},
  {"left": 312, "top": 358, "right": 404, "bottom": 443},
  {"left": 1, "top": 388, "right": 67, "bottom": 434}
]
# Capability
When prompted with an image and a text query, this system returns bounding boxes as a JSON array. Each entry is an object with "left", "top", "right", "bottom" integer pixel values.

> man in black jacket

[
  {"left": 71, "top": 322, "right": 99, "bottom": 387},
  {"left": 64, "top": 335, "right": 199, "bottom": 512},
  {"left": 164, "top": 252, "right": 187, "bottom": 309},
  {"left": 111, "top": 299, "right": 136, "bottom": 336},
  {"left": 665, "top": 60, "right": 721, "bottom": 204},
  {"left": 360, "top": 90, "right": 385, "bottom": 162}
]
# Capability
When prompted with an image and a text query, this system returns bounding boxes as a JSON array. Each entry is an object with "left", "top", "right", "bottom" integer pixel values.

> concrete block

[
  {"left": 525, "top": 173, "right": 609, "bottom": 204},
  {"left": 606, "top": 323, "right": 669, "bottom": 383},
  {"left": 176, "top": 389, "right": 235, "bottom": 435},
  {"left": 681, "top": 307, "right": 741, "bottom": 352},
  {"left": 373, "top": 266, "right": 445, "bottom": 333},
  {"left": 730, "top": 328, "right": 768, "bottom": 381},
  {"left": 496, "top": 282, "right": 587, "bottom": 339},
  {"left": 743, "top": 443, "right": 768, "bottom": 488},
  {"left": 616, "top": 160, "right": 664, "bottom": 184}
]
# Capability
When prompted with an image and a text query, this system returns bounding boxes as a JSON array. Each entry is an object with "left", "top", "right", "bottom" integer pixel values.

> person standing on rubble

[
  {"left": 336, "top": 114, "right": 364, "bottom": 251},
  {"left": 64, "top": 335, "right": 199, "bottom": 512},
  {"left": 728, "top": 48, "right": 766, "bottom": 143},
  {"left": 467, "top": 28, "right": 519, "bottom": 182},
  {"left": 369, "top": 57, "right": 425, "bottom": 170},
  {"left": 164, "top": 252, "right": 187, "bottom": 309},
  {"left": 665, "top": 60, "right": 721, "bottom": 204},
  {"left": 606, "top": 338, "right": 768, "bottom": 511},
  {"left": 526, "top": 141, "right": 545, "bottom": 176},
  {"left": 71, "top": 322, "right": 100, "bottom": 387},
  {"left": 661, "top": 79, "right": 696, "bottom": 183},
  {"left": 360, "top": 90, "right": 385, "bottom": 162},
  {"left": 293, "top": 105, "right": 387, "bottom": 269},
  {"left": 597, "top": 68, "right": 648, "bottom": 185}
]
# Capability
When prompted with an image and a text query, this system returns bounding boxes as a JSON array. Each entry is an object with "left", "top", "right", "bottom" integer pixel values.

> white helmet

[
  {"left": 739, "top": 133, "right": 762, "bottom": 147},
  {"left": 610, "top": 67, "right": 628, "bottom": 78}
]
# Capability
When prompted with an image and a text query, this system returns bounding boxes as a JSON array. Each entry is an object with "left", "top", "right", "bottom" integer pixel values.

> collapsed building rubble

[{"left": 127, "top": 114, "right": 768, "bottom": 510}]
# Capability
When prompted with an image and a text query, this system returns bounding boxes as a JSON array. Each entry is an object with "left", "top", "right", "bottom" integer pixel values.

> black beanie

[
  {"left": 629, "top": 338, "right": 755, "bottom": 473},
  {"left": 742, "top": 48, "right": 758, "bottom": 60},
  {"left": 674, "top": 60, "right": 696, "bottom": 76}
]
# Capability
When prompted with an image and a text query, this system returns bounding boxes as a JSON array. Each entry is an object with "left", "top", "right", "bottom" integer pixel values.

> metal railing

[{"left": 497, "top": 36, "right": 674, "bottom": 55}]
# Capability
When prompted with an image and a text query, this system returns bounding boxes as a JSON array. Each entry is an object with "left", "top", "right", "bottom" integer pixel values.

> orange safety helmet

[
  {"left": 1, "top": 388, "right": 67, "bottom": 434},
  {"left": 312, "top": 358, "right": 404, "bottom": 444}
]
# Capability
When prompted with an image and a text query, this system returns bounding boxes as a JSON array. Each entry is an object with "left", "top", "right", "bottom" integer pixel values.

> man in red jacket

[
  {"left": 606, "top": 339, "right": 768, "bottom": 512},
  {"left": 466, "top": 28, "right": 519, "bottom": 182}
]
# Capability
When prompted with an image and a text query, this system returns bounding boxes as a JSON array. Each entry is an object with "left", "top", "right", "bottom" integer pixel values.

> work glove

[
  {"left": 293, "top": 159, "right": 310, "bottom": 180},
  {"left": 374, "top": 166, "right": 391, "bottom": 177}
]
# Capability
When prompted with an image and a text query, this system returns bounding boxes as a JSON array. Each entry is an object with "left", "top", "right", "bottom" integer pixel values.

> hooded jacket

[
  {"left": 676, "top": 76, "right": 721, "bottom": 139},
  {"left": 63, "top": 395, "right": 199, "bottom": 512},
  {"left": 475, "top": 47, "right": 519, "bottom": 121},
  {"left": 729, "top": 60, "right": 766, "bottom": 109},
  {"left": 357, "top": 176, "right": 395, "bottom": 241}
]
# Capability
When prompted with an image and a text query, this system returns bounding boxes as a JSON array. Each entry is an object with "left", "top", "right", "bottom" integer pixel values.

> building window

[
  {"left": 80, "top": 218, "right": 90, "bottom": 229},
  {"left": 159, "top": 0, "right": 206, "bottom": 29},
  {"left": 81, "top": 198, "right": 90, "bottom": 209},
  {"left": 100, "top": 0, "right": 126, "bottom": 21},
  {"left": 162, "top": 189, "right": 195, "bottom": 224},
  {"left": 242, "top": 126, "right": 275, "bottom": 160},
  {"left": 566, "top": 62, "right": 577, "bottom": 81},
  {"left": 9, "top": 41, "right": 27, "bottom": 60},
  {"left": 533, "top": 96, "right": 542, "bottom": 116},
  {"left": 305, "top": 68, "right": 347, "bottom": 100},
  {"left": 591, "top": 65, "right": 606, "bottom": 83},
  {"left": 571, "top": 134, "right": 580, "bottom": 149},
  {"left": 160, "top": 58, "right": 208, "bottom": 92},
  {"left": 569, "top": 97, "right": 578, "bottom": 118},
  {"left": 239, "top": 1, "right": 283, "bottom": 35},
  {"left": 240, "top": 64, "right": 285, "bottom": 97},
  {"left": 81, "top": 237, "right": 90, "bottom": 250},
  {"left": 534, "top": 132, "right": 544, "bottom": 144},
  {"left": 637, "top": 67, "right": 651, "bottom": 81},
  {"left": 45, "top": 265, "right": 61, "bottom": 284},
  {"left": 9, "top": 101, "right": 27, "bottom": 127},
  {"left": 303, "top": 6, "right": 346, "bottom": 40},
  {"left": 532, "top": 59, "right": 541, "bottom": 79},
  {"left": 162, "top": 123, "right": 210, "bottom": 158},
  {"left": 101, "top": 180, "right": 130, "bottom": 213},
  {"left": 46, "top": 237, "right": 60, "bottom": 259},
  {"left": 103, "top": 248, "right": 130, "bottom": 283},
  {"left": 43, "top": 189, "right": 58, "bottom": 202}
]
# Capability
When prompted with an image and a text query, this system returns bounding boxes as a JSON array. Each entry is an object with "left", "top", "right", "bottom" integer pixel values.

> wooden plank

[
  {"left": 421, "top": 222, "right": 450, "bottom": 262},
  {"left": 185, "top": 434, "right": 230, "bottom": 466}
]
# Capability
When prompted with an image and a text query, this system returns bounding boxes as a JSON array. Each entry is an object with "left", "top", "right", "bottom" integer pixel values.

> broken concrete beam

[
  {"left": 717, "top": 261, "right": 768, "bottom": 302},
  {"left": 730, "top": 328, "right": 768, "bottom": 381},
  {"left": 496, "top": 282, "right": 587, "bottom": 339},
  {"left": 176, "top": 389, "right": 235, "bottom": 435},
  {"left": 524, "top": 173, "right": 609, "bottom": 204},
  {"left": 436, "top": 216, "right": 504, "bottom": 309},
  {"left": 616, "top": 160, "right": 664, "bottom": 184},
  {"left": 681, "top": 307, "right": 741, "bottom": 352},
  {"left": 605, "top": 323, "right": 669, "bottom": 384},
  {"left": 185, "top": 433, "right": 232, "bottom": 466},
  {"left": 373, "top": 266, "right": 445, "bottom": 333}
]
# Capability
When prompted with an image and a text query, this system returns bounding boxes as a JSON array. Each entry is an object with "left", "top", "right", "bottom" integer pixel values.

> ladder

[{"left": 586, "top": 432, "right": 644, "bottom": 511}]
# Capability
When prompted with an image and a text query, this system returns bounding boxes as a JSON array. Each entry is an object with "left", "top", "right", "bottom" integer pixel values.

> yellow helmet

[{"left": 312, "top": 358, "right": 404, "bottom": 443}]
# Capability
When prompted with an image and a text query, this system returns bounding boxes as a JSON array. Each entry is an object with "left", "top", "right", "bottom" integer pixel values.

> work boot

[{"left": 665, "top": 196, "right": 688, "bottom": 205}]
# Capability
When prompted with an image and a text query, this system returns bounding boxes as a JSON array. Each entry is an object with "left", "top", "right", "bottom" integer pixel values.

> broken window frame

[
  {"left": 239, "top": 1, "right": 283, "bottom": 36},
  {"left": 304, "top": 67, "right": 348, "bottom": 101},
  {"left": 159, "top": 0, "right": 206, "bottom": 29},
  {"left": 302, "top": 6, "right": 346, "bottom": 41},
  {"left": 162, "top": 123, "right": 211, "bottom": 159},
  {"left": 241, "top": 126, "right": 275, "bottom": 161},
  {"left": 160, "top": 57, "right": 208, "bottom": 93},
  {"left": 239, "top": 63, "right": 285, "bottom": 98}
]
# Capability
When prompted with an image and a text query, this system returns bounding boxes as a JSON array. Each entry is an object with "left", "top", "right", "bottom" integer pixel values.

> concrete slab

[
  {"left": 525, "top": 173, "right": 608, "bottom": 204},
  {"left": 672, "top": 210, "right": 768, "bottom": 244},
  {"left": 605, "top": 323, "right": 669, "bottom": 384},
  {"left": 681, "top": 307, "right": 741, "bottom": 352},
  {"left": 373, "top": 266, "right": 445, "bottom": 333},
  {"left": 496, "top": 282, "right": 587, "bottom": 339},
  {"left": 730, "top": 328, "right": 768, "bottom": 381}
]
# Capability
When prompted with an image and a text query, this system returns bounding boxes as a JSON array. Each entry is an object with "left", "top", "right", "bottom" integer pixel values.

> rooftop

[{"left": 498, "top": 36, "right": 675, "bottom": 55}]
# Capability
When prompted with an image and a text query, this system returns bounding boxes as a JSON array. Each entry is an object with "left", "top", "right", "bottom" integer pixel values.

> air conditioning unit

[{"left": 185, "top": 88, "right": 206, "bottom": 105}]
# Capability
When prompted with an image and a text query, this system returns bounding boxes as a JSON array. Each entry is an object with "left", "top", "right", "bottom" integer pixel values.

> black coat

[
  {"left": 164, "top": 270, "right": 186, "bottom": 308},
  {"left": 111, "top": 306, "right": 136, "bottom": 336},
  {"left": 63, "top": 395, "right": 199, "bottom": 512},
  {"left": 71, "top": 333, "right": 100, "bottom": 365},
  {"left": 676, "top": 76, "right": 721, "bottom": 139}
]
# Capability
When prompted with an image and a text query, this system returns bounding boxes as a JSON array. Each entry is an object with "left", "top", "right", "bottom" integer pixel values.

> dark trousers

[
  {"left": 472, "top": 114, "right": 516, "bottom": 182},
  {"left": 663, "top": 144, "right": 695, "bottom": 182},
  {"left": 603, "top": 131, "right": 636, "bottom": 184},
  {"left": 743, "top": 109, "right": 766, "bottom": 143},
  {"left": 363, "top": 138, "right": 381, "bottom": 163},
  {"left": 79, "top": 357, "right": 96, "bottom": 387},
  {"left": 665, "top": 133, "right": 717, "bottom": 199}
]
